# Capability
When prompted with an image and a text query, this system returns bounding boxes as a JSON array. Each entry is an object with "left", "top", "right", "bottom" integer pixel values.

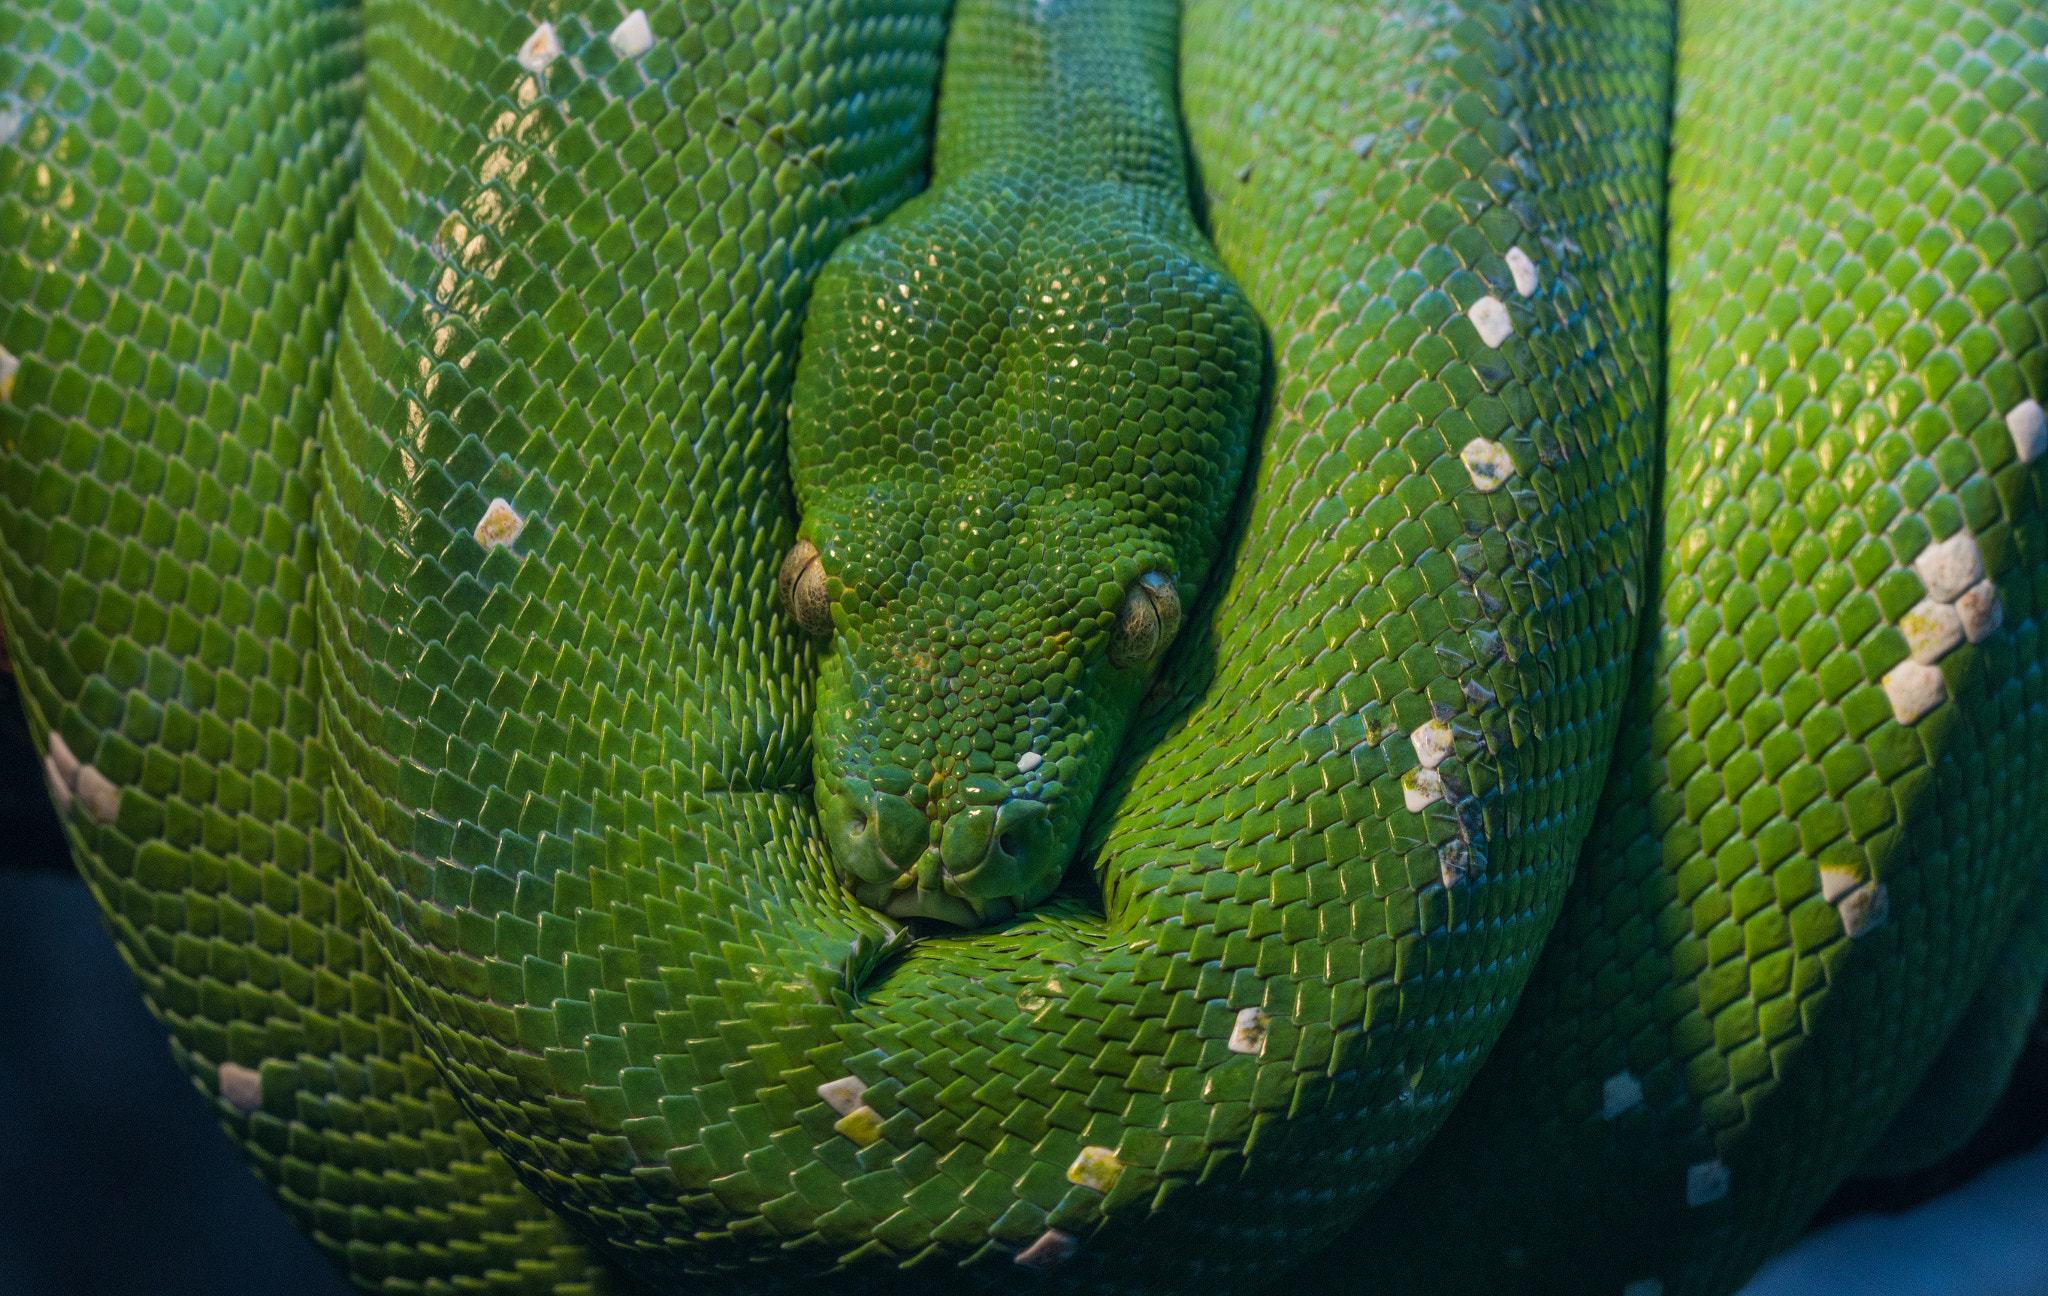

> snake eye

[
  {"left": 778, "top": 539, "right": 833, "bottom": 636},
  {"left": 1109, "top": 572, "right": 1181, "bottom": 669}
]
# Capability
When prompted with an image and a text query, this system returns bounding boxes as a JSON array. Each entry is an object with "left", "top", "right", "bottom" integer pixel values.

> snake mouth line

[{"left": 825, "top": 779, "right": 1063, "bottom": 926}]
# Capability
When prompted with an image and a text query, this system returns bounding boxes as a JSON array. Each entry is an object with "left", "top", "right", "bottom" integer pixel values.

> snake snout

[
  {"left": 824, "top": 777, "right": 1061, "bottom": 927},
  {"left": 822, "top": 787, "right": 929, "bottom": 886},
  {"left": 938, "top": 797, "right": 1057, "bottom": 904}
]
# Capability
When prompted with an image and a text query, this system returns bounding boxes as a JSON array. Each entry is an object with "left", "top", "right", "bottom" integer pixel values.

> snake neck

[
  {"left": 932, "top": 0, "right": 1184, "bottom": 195},
  {"left": 782, "top": 0, "right": 1263, "bottom": 928}
]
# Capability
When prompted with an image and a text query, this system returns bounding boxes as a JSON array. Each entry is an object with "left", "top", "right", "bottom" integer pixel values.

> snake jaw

[
  {"left": 848, "top": 845, "right": 1022, "bottom": 927},
  {"left": 824, "top": 776, "right": 1059, "bottom": 926}
]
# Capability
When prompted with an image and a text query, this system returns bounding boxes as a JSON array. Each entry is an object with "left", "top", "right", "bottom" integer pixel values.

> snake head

[
  {"left": 782, "top": 167, "right": 1263, "bottom": 927},
  {"left": 791, "top": 495, "right": 1185, "bottom": 926}
]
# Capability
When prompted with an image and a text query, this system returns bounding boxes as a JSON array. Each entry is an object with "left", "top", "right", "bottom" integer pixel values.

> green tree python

[{"left": 2, "top": 0, "right": 2045, "bottom": 1290}]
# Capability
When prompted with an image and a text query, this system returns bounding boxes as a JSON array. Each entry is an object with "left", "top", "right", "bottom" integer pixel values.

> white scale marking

[
  {"left": 2006, "top": 398, "right": 2046, "bottom": 464},
  {"left": 475, "top": 497, "right": 525, "bottom": 550},
  {"left": 1882, "top": 661, "right": 1945, "bottom": 725},
  {"left": 1686, "top": 1158, "right": 1730, "bottom": 1207},
  {"left": 1957, "top": 579, "right": 2002, "bottom": 643},
  {"left": 1461, "top": 437, "right": 1515, "bottom": 492},
  {"left": 1014, "top": 1229, "right": 1077, "bottom": 1270},
  {"left": 1403, "top": 766, "right": 1443, "bottom": 813},
  {"left": 1410, "top": 719, "right": 1454, "bottom": 769},
  {"left": 609, "top": 9, "right": 653, "bottom": 58},
  {"left": 76, "top": 764, "right": 119, "bottom": 823},
  {"left": 1438, "top": 838, "right": 1471, "bottom": 890},
  {"left": 1913, "top": 532, "right": 1983, "bottom": 604},
  {"left": 1882, "top": 528, "right": 1997, "bottom": 722},
  {"left": 1601, "top": 1070, "right": 1643, "bottom": 1119},
  {"left": 1228, "top": 1007, "right": 1269, "bottom": 1055},
  {"left": 43, "top": 759, "right": 72, "bottom": 816},
  {"left": 1899, "top": 599, "right": 1962, "bottom": 665},
  {"left": 1820, "top": 867, "right": 1890, "bottom": 938},
  {"left": 518, "top": 22, "right": 561, "bottom": 73},
  {"left": 816, "top": 1075, "right": 867, "bottom": 1116},
  {"left": 1818, "top": 867, "right": 1861, "bottom": 904},
  {"left": 218, "top": 1061, "right": 263, "bottom": 1114},
  {"left": 47, "top": 731, "right": 78, "bottom": 783},
  {"left": 1838, "top": 883, "right": 1889, "bottom": 938},
  {"left": 1505, "top": 246, "right": 1539, "bottom": 296},
  {"left": 1469, "top": 296, "right": 1514, "bottom": 348},
  {"left": 44, "top": 731, "right": 78, "bottom": 816}
]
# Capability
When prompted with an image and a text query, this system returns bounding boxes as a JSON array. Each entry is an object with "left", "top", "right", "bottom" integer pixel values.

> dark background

[{"left": 0, "top": 667, "right": 2041, "bottom": 1295}]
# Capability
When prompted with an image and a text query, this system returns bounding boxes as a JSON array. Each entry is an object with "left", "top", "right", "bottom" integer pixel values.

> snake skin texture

[
  {"left": 2, "top": 0, "right": 2046, "bottom": 1295},
  {"left": 1334, "top": 3, "right": 2048, "bottom": 1294},
  {"left": 0, "top": 0, "right": 630, "bottom": 1289}
]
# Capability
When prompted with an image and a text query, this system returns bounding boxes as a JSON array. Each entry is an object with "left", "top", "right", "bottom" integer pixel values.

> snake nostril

[
  {"left": 850, "top": 812, "right": 869, "bottom": 835},
  {"left": 996, "top": 832, "right": 1016, "bottom": 855}
]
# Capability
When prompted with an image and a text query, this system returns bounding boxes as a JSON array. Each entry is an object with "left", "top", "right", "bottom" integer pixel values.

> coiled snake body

[{"left": 2, "top": 0, "right": 2046, "bottom": 1292}]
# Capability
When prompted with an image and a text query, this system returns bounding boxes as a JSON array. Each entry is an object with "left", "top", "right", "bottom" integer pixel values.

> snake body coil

[{"left": 2, "top": 0, "right": 2045, "bottom": 1293}]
